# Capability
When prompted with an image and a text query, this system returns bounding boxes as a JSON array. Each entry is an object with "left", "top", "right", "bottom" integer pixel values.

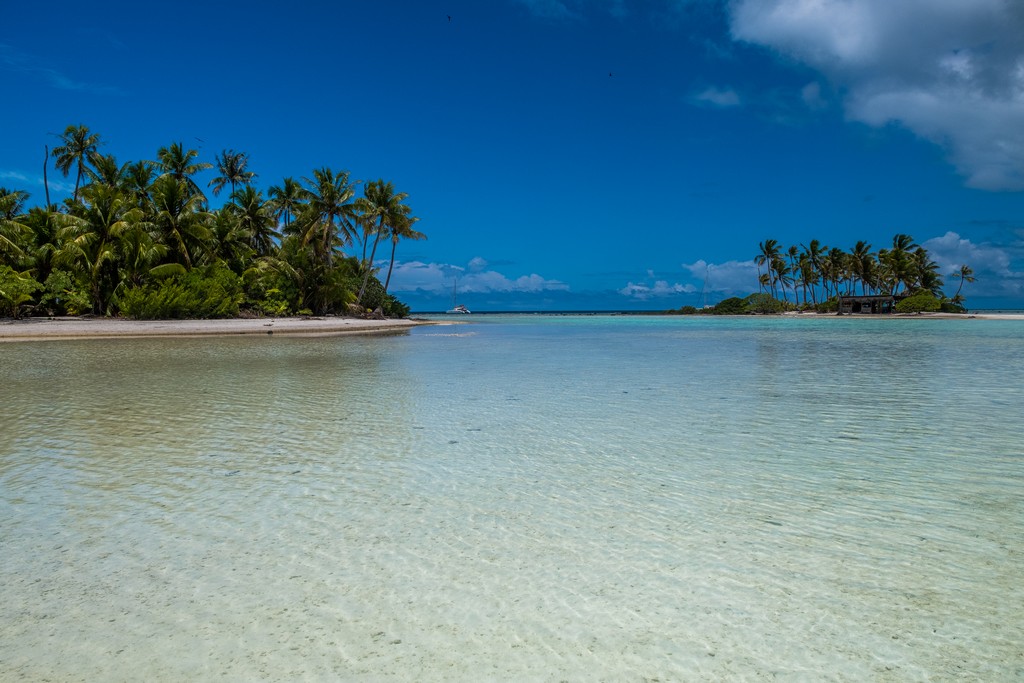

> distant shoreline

[
  {"left": 0, "top": 316, "right": 434, "bottom": 343},
  {"left": 779, "top": 310, "right": 1024, "bottom": 320},
  {"left": 418, "top": 310, "right": 1024, "bottom": 320}
]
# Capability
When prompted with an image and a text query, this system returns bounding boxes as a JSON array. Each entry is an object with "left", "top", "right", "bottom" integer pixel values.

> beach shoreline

[
  {"left": 0, "top": 316, "right": 435, "bottom": 342},
  {"left": 778, "top": 310, "right": 1024, "bottom": 320},
  {"left": 2, "top": 311, "right": 1021, "bottom": 342}
]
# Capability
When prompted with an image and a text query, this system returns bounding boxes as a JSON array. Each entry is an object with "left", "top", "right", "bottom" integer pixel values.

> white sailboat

[{"left": 446, "top": 279, "right": 471, "bottom": 314}]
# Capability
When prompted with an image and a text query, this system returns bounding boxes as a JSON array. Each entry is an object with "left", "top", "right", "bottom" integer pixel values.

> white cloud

[
  {"left": 920, "top": 231, "right": 1023, "bottom": 298},
  {"left": 682, "top": 258, "right": 760, "bottom": 292},
  {"left": 694, "top": 86, "right": 742, "bottom": 107},
  {"left": 0, "top": 169, "right": 74, "bottom": 193},
  {"left": 620, "top": 260, "right": 761, "bottom": 301},
  {"left": 384, "top": 259, "right": 568, "bottom": 294},
  {"left": 0, "top": 171, "right": 29, "bottom": 184},
  {"left": 922, "top": 231, "right": 1014, "bottom": 275},
  {"left": 729, "top": 0, "right": 1024, "bottom": 190},
  {"left": 619, "top": 279, "right": 694, "bottom": 300}
]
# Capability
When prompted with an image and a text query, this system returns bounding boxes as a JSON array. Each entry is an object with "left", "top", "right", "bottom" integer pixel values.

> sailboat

[{"left": 446, "top": 279, "right": 471, "bottom": 314}]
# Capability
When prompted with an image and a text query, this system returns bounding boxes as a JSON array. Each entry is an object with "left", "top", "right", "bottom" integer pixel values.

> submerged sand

[{"left": 0, "top": 316, "right": 433, "bottom": 342}]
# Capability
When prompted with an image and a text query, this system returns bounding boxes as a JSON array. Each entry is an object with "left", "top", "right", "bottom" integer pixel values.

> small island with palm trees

[
  {"left": 0, "top": 124, "right": 425, "bottom": 322},
  {"left": 669, "top": 236, "right": 975, "bottom": 316}
]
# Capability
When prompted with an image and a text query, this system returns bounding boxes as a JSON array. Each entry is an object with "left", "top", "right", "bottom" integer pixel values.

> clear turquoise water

[{"left": 2, "top": 315, "right": 1023, "bottom": 680}]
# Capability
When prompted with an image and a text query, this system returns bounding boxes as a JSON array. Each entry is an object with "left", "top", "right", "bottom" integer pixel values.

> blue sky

[{"left": 3, "top": 0, "right": 1023, "bottom": 310}]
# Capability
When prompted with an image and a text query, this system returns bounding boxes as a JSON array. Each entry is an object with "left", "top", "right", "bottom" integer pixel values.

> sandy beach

[{"left": 0, "top": 316, "right": 433, "bottom": 342}]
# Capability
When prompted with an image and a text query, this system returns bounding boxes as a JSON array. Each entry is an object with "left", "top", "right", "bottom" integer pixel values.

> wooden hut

[{"left": 837, "top": 294, "right": 899, "bottom": 314}]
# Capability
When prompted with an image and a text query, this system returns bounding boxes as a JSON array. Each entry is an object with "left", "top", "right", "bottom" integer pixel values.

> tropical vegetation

[
  {"left": 669, "top": 234, "right": 973, "bottom": 315},
  {"left": 751, "top": 234, "right": 964, "bottom": 307},
  {"left": 0, "top": 125, "right": 422, "bottom": 319}
]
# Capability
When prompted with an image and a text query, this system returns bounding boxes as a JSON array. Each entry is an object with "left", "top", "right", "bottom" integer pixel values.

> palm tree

[
  {"left": 209, "top": 207, "right": 255, "bottom": 274},
  {"left": 294, "top": 167, "right": 357, "bottom": 269},
  {"left": 19, "top": 205, "right": 65, "bottom": 282},
  {"left": 210, "top": 149, "right": 256, "bottom": 197},
  {"left": 83, "top": 154, "right": 128, "bottom": 190},
  {"left": 913, "top": 247, "right": 944, "bottom": 296},
  {"left": 382, "top": 213, "right": 424, "bottom": 293},
  {"left": 756, "top": 239, "right": 781, "bottom": 299},
  {"left": 951, "top": 264, "right": 975, "bottom": 304},
  {"left": 773, "top": 256, "right": 793, "bottom": 303},
  {"left": 149, "top": 175, "right": 213, "bottom": 269},
  {"left": 268, "top": 177, "right": 304, "bottom": 230},
  {"left": 154, "top": 142, "right": 212, "bottom": 200},
  {"left": 849, "top": 240, "right": 874, "bottom": 295},
  {"left": 798, "top": 252, "right": 818, "bottom": 305},
  {"left": 823, "top": 247, "right": 848, "bottom": 298},
  {"left": 355, "top": 179, "right": 409, "bottom": 303},
  {"left": 786, "top": 245, "right": 800, "bottom": 305},
  {"left": 881, "top": 234, "right": 919, "bottom": 294},
  {"left": 52, "top": 124, "right": 101, "bottom": 202},
  {"left": 117, "top": 213, "right": 167, "bottom": 288},
  {"left": 54, "top": 183, "right": 132, "bottom": 313},
  {"left": 229, "top": 186, "right": 279, "bottom": 257},
  {"left": 0, "top": 187, "right": 31, "bottom": 262},
  {"left": 123, "top": 161, "right": 156, "bottom": 212},
  {"left": 800, "top": 239, "right": 826, "bottom": 303}
]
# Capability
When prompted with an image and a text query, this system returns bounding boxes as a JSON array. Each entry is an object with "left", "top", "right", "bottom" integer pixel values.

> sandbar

[{"left": 0, "top": 316, "right": 435, "bottom": 342}]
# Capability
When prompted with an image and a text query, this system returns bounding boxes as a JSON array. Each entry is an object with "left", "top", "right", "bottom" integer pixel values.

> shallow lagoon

[{"left": 2, "top": 315, "right": 1023, "bottom": 680}]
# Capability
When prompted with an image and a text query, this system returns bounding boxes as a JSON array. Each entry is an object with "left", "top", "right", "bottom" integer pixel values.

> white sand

[{"left": 0, "top": 316, "right": 435, "bottom": 342}]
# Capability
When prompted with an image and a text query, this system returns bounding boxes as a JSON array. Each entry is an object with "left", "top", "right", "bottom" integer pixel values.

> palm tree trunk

[
  {"left": 43, "top": 146, "right": 51, "bottom": 208},
  {"left": 358, "top": 231, "right": 383, "bottom": 304},
  {"left": 383, "top": 239, "right": 398, "bottom": 293}
]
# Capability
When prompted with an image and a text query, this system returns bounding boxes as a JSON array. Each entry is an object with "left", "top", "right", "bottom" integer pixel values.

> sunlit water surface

[{"left": 2, "top": 315, "right": 1023, "bottom": 681}]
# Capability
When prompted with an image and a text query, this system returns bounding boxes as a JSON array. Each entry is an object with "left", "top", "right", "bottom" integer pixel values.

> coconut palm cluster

[{"left": 0, "top": 125, "right": 424, "bottom": 319}]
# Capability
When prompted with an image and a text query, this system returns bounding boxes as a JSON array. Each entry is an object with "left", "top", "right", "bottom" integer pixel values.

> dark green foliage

[
  {"left": 353, "top": 267, "right": 411, "bottom": 317},
  {"left": 711, "top": 297, "right": 748, "bottom": 315},
  {"left": 380, "top": 293, "right": 410, "bottom": 318},
  {"left": 744, "top": 292, "right": 785, "bottom": 314},
  {"left": 38, "top": 270, "right": 91, "bottom": 315},
  {"left": 242, "top": 264, "right": 297, "bottom": 316},
  {"left": 816, "top": 298, "right": 838, "bottom": 313},
  {"left": 940, "top": 300, "right": 966, "bottom": 313},
  {"left": 4, "top": 126, "right": 418, "bottom": 319},
  {"left": 895, "top": 291, "right": 942, "bottom": 313},
  {"left": 676, "top": 305, "right": 698, "bottom": 315},
  {"left": 118, "top": 265, "right": 243, "bottom": 319},
  {"left": 0, "top": 266, "right": 42, "bottom": 318}
]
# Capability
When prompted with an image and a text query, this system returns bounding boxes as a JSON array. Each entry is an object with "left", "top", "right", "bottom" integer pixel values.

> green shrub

[
  {"left": 39, "top": 270, "right": 91, "bottom": 315},
  {"left": 242, "top": 264, "right": 298, "bottom": 316},
  {"left": 895, "top": 291, "right": 941, "bottom": 313},
  {"left": 0, "top": 266, "right": 41, "bottom": 318},
  {"left": 118, "top": 266, "right": 243, "bottom": 319},
  {"left": 711, "top": 297, "right": 748, "bottom": 315},
  {"left": 744, "top": 293, "right": 785, "bottom": 314},
  {"left": 357, "top": 274, "right": 410, "bottom": 317},
  {"left": 816, "top": 298, "right": 838, "bottom": 313},
  {"left": 676, "top": 305, "right": 698, "bottom": 315}
]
